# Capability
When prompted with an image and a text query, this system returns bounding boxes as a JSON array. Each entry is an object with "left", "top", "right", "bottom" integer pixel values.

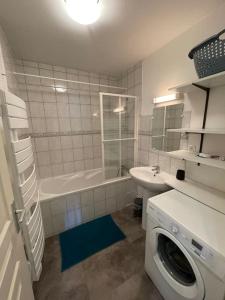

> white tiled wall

[
  {"left": 120, "top": 62, "right": 142, "bottom": 108},
  {"left": 14, "top": 59, "right": 124, "bottom": 178},
  {"left": 40, "top": 178, "right": 137, "bottom": 237},
  {"left": 33, "top": 133, "right": 102, "bottom": 177}
]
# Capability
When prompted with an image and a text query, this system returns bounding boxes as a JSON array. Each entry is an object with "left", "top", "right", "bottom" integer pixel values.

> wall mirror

[{"left": 152, "top": 103, "right": 184, "bottom": 151}]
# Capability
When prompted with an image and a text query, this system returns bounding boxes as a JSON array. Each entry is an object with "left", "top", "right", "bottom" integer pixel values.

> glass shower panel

[
  {"left": 121, "top": 97, "right": 135, "bottom": 139},
  {"left": 121, "top": 139, "right": 135, "bottom": 176},
  {"left": 101, "top": 93, "right": 137, "bottom": 180},
  {"left": 102, "top": 95, "right": 120, "bottom": 140},
  {"left": 104, "top": 141, "right": 120, "bottom": 180}
]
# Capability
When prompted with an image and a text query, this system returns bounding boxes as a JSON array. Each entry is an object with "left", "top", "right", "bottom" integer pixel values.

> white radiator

[{"left": 0, "top": 89, "right": 44, "bottom": 281}]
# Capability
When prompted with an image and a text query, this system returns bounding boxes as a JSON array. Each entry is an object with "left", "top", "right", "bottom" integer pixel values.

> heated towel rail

[{"left": 0, "top": 89, "right": 44, "bottom": 281}]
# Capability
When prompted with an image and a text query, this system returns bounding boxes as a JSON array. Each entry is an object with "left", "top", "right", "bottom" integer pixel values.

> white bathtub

[
  {"left": 39, "top": 168, "right": 129, "bottom": 201},
  {"left": 39, "top": 168, "right": 137, "bottom": 237}
]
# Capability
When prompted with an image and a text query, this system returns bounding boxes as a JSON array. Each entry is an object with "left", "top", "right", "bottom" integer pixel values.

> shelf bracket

[{"left": 192, "top": 84, "right": 210, "bottom": 153}]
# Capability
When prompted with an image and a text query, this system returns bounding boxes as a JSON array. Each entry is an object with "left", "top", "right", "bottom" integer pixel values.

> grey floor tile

[
  {"left": 112, "top": 271, "right": 163, "bottom": 300},
  {"left": 33, "top": 207, "right": 163, "bottom": 300}
]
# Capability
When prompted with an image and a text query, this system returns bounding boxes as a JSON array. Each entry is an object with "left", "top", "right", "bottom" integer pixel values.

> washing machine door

[{"left": 151, "top": 228, "right": 205, "bottom": 300}]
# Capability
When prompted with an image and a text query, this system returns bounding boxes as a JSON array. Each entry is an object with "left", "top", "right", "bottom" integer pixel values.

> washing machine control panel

[{"left": 149, "top": 204, "right": 225, "bottom": 280}]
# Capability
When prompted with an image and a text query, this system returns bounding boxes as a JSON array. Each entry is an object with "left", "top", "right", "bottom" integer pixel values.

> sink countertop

[{"left": 160, "top": 171, "right": 225, "bottom": 215}]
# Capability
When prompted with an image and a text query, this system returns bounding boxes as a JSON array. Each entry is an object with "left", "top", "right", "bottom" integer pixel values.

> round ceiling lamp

[{"left": 65, "top": 0, "right": 101, "bottom": 25}]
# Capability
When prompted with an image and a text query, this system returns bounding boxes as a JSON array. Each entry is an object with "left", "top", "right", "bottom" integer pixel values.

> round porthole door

[{"left": 151, "top": 228, "right": 205, "bottom": 300}]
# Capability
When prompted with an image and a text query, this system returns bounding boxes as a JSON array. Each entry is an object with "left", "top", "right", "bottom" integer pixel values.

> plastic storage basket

[{"left": 188, "top": 29, "right": 225, "bottom": 78}]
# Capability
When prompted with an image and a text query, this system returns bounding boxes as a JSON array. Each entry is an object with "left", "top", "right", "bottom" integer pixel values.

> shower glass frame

[{"left": 100, "top": 92, "right": 138, "bottom": 180}]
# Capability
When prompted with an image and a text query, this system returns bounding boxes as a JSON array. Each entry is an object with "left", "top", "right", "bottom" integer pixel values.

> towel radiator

[{"left": 0, "top": 89, "right": 44, "bottom": 281}]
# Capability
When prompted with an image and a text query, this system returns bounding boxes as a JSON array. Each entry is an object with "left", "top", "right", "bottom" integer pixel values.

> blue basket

[{"left": 189, "top": 29, "right": 225, "bottom": 78}]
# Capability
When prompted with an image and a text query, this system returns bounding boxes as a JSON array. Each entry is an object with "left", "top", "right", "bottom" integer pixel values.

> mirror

[{"left": 152, "top": 103, "right": 184, "bottom": 151}]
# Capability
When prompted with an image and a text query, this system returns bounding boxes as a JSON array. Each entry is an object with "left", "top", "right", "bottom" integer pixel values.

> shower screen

[{"left": 100, "top": 93, "right": 138, "bottom": 180}]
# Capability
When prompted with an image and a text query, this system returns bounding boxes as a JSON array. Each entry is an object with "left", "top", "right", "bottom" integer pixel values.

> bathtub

[
  {"left": 39, "top": 168, "right": 137, "bottom": 237},
  {"left": 39, "top": 168, "right": 105, "bottom": 200}
]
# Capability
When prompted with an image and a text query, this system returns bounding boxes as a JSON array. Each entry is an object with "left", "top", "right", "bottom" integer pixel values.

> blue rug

[{"left": 59, "top": 215, "right": 126, "bottom": 271}]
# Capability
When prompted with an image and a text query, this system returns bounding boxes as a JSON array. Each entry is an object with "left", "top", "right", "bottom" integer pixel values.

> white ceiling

[{"left": 0, "top": 0, "right": 224, "bottom": 75}]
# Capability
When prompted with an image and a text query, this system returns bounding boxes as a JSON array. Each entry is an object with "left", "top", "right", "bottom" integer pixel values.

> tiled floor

[{"left": 33, "top": 207, "right": 163, "bottom": 300}]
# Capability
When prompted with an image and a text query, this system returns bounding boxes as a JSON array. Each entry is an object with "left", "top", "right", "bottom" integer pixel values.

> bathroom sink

[{"left": 129, "top": 167, "right": 170, "bottom": 192}]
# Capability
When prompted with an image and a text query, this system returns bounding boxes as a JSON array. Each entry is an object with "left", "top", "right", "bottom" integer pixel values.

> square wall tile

[
  {"left": 106, "top": 197, "right": 117, "bottom": 213},
  {"left": 158, "top": 154, "right": 171, "bottom": 173},
  {"left": 81, "top": 205, "right": 94, "bottom": 222},
  {"left": 66, "top": 193, "right": 81, "bottom": 211},
  {"left": 69, "top": 104, "right": 81, "bottom": 118},
  {"left": 72, "top": 135, "right": 83, "bottom": 147},
  {"left": 52, "top": 164, "right": 64, "bottom": 176},
  {"left": 62, "top": 149, "right": 74, "bottom": 162},
  {"left": 46, "top": 118, "right": 59, "bottom": 132},
  {"left": 70, "top": 118, "right": 82, "bottom": 131},
  {"left": 81, "top": 190, "right": 94, "bottom": 207},
  {"left": 94, "top": 200, "right": 106, "bottom": 217},
  {"left": 29, "top": 102, "right": 45, "bottom": 117},
  {"left": 44, "top": 103, "right": 58, "bottom": 117},
  {"left": 39, "top": 166, "right": 52, "bottom": 178},
  {"left": 63, "top": 162, "right": 75, "bottom": 173},
  {"left": 82, "top": 135, "right": 93, "bottom": 146},
  {"left": 50, "top": 150, "right": 62, "bottom": 164},
  {"left": 94, "top": 186, "right": 106, "bottom": 203},
  {"left": 37, "top": 151, "right": 50, "bottom": 166},
  {"left": 74, "top": 160, "right": 85, "bottom": 171},
  {"left": 32, "top": 118, "right": 46, "bottom": 133},
  {"left": 50, "top": 197, "right": 67, "bottom": 215},
  {"left": 48, "top": 137, "right": 61, "bottom": 150},
  {"left": 61, "top": 136, "right": 72, "bottom": 149},
  {"left": 35, "top": 137, "right": 49, "bottom": 152},
  {"left": 52, "top": 213, "right": 66, "bottom": 234}
]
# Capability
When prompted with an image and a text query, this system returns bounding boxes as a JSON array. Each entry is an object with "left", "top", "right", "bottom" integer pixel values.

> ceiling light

[
  {"left": 153, "top": 92, "right": 183, "bottom": 104},
  {"left": 65, "top": 0, "right": 101, "bottom": 25}
]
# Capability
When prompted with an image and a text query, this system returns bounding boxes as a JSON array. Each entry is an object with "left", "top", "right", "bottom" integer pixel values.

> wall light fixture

[{"left": 153, "top": 92, "right": 183, "bottom": 104}]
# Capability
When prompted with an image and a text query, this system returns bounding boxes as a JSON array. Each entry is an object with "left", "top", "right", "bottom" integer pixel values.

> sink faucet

[{"left": 152, "top": 165, "right": 160, "bottom": 174}]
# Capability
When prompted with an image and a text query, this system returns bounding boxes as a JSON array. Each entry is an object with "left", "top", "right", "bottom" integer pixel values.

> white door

[{"left": 0, "top": 131, "right": 34, "bottom": 300}]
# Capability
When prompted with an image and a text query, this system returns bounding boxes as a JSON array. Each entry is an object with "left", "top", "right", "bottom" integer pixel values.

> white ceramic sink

[{"left": 129, "top": 167, "right": 170, "bottom": 192}]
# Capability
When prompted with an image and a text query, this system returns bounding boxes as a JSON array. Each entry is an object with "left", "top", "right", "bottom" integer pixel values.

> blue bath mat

[{"left": 59, "top": 215, "right": 126, "bottom": 271}]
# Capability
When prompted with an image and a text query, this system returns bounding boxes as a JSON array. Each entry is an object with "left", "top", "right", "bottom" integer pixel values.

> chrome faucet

[{"left": 152, "top": 165, "right": 160, "bottom": 174}]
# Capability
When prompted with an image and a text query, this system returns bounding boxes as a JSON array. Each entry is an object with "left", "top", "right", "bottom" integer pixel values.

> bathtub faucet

[{"left": 116, "top": 165, "right": 129, "bottom": 177}]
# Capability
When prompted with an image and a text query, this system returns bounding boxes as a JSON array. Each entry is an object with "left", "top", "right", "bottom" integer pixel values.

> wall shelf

[
  {"left": 169, "top": 70, "right": 225, "bottom": 93},
  {"left": 168, "top": 71, "right": 225, "bottom": 155},
  {"left": 167, "top": 128, "right": 225, "bottom": 135},
  {"left": 167, "top": 150, "right": 225, "bottom": 170}
]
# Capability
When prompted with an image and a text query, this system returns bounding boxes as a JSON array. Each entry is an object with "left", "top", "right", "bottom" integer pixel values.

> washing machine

[{"left": 145, "top": 189, "right": 225, "bottom": 300}]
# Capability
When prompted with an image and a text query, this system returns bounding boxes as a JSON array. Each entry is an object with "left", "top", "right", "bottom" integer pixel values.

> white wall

[
  {"left": 140, "top": 4, "right": 225, "bottom": 192},
  {"left": 0, "top": 27, "right": 8, "bottom": 92},
  {"left": 141, "top": 3, "right": 225, "bottom": 154},
  {"left": 0, "top": 25, "right": 19, "bottom": 95},
  {"left": 142, "top": 3, "right": 225, "bottom": 115}
]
